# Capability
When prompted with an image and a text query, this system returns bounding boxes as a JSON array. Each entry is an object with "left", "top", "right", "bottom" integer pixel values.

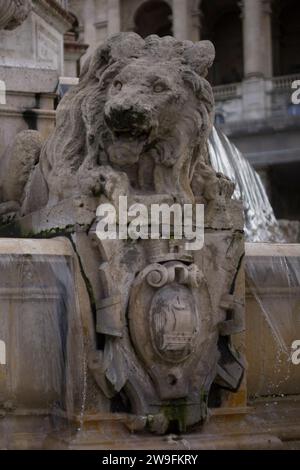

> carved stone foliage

[
  {"left": 0, "top": 0, "right": 32, "bottom": 30},
  {"left": 0, "top": 33, "right": 245, "bottom": 433}
]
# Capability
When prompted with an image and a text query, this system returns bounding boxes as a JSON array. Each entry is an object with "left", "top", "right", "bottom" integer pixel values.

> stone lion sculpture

[
  {"left": 0, "top": 32, "right": 231, "bottom": 217},
  {"left": 0, "top": 33, "right": 244, "bottom": 434}
]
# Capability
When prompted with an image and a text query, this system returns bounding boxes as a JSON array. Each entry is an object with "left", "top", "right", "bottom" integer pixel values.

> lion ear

[{"left": 183, "top": 40, "right": 215, "bottom": 77}]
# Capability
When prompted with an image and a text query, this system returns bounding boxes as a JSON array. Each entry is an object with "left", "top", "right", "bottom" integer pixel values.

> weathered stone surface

[
  {"left": 0, "top": 1, "right": 73, "bottom": 172},
  {"left": 0, "top": 238, "right": 79, "bottom": 411},
  {"left": 0, "top": 0, "right": 31, "bottom": 31},
  {"left": 0, "top": 237, "right": 109, "bottom": 424},
  {"left": 0, "top": 33, "right": 245, "bottom": 433},
  {"left": 0, "top": 130, "right": 43, "bottom": 214}
]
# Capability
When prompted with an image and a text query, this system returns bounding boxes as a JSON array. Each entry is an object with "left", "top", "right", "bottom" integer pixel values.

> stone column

[
  {"left": 172, "top": 0, "right": 189, "bottom": 41},
  {"left": 242, "top": 0, "right": 264, "bottom": 78},
  {"left": 0, "top": 0, "right": 31, "bottom": 30},
  {"left": 241, "top": 0, "right": 273, "bottom": 120},
  {"left": 261, "top": 0, "right": 273, "bottom": 78},
  {"left": 191, "top": 0, "right": 201, "bottom": 42},
  {"left": 107, "top": 0, "right": 121, "bottom": 36}
]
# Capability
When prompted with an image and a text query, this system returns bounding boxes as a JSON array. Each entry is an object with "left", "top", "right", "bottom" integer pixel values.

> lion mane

[{"left": 3, "top": 33, "right": 216, "bottom": 215}]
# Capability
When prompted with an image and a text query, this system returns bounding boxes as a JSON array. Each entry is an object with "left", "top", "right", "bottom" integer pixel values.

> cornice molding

[{"left": 33, "top": 0, "right": 74, "bottom": 33}]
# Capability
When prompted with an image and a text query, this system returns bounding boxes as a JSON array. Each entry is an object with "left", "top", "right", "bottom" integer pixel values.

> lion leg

[{"left": 0, "top": 130, "right": 44, "bottom": 217}]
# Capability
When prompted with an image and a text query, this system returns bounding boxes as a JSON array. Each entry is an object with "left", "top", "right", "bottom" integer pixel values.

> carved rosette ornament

[
  {"left": 0, "top": 0, "right": 32, "bottom": 30},
  {"left": 0, "top": 33, "right": 245, "bottom": 434}
]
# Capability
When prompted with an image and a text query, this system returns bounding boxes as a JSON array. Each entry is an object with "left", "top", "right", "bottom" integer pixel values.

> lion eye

[
  {"left": 114, "top": 81, "right": 123, "bottom": 91},
  {"left": 153, "top": 83, "right": 167, "bottom": 93}
]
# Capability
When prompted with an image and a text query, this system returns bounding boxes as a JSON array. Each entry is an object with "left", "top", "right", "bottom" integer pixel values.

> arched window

[
  {"left": 134, "top": 0, "right": 173, "bottom": 38},
  {"left": 200, "top": 0, "right": 243, "bottom": 86},
  {"left": 272, "top": 0, "right": 300, "bottom": 76}
]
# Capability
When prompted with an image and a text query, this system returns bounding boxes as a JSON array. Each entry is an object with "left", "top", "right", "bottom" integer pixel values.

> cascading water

[
  {"left": 209, "top": 128, "right": 300, "bottom": 393},
  {"left": 0, "top": 245, "right": 87, "bottom": 449},
  {"left": 245, "top": 247, "right": 300, "bottom": 397},
  {"left": 209, "top": 127, "right": 285, "bottom": 243}
]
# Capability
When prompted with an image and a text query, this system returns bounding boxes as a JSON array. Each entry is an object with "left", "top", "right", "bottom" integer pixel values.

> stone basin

[{"left": 0, "top": 238, "right": 299, "bottom": 449}]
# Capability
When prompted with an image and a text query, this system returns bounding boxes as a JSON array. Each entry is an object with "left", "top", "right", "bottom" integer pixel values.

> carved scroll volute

[
  {"left": 128, "top": 261, "right": 216, "bottom": 401},
  {"left": 0, "top": 0, "right": 32, "bottom": 31}
]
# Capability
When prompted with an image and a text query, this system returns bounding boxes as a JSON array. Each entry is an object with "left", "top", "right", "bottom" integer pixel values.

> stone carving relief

[
  {"left": 0, "top": 0, "right": 32, "bottom": 30},
  {"left": 35, "top": 21, "right": 61, "bottom": 69},
  {"left": 0, "top": 33, "right": 245, "bottom": 433}
]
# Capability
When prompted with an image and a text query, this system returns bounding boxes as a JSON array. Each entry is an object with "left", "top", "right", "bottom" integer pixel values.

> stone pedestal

[
  {"left": 0, "top": 0, "right": 74, "bottom": 159},
  {"left": 0, "top": 67, "right": 58, "bottom": 157},
  {"left": 0, "top": 1, "right": 73, "bottom": 73}
]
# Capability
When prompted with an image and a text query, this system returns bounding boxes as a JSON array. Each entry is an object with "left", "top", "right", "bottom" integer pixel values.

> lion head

[{"left": 36, "top": 33, "right": 215, "bottom": 208}]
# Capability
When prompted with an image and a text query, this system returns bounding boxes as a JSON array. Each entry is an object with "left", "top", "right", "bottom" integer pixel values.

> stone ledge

[
  {"left": 246, "top": 242, "right": 300, "bottom": 257},
  {"left": 0, "top": 66, "right": 58, "bottom": 93},
  {"left": 33, "top": 0, "right": 73, "bottom": 33},
  {"left": 0, "top": 106, "right": 56, "bottom": 120},
  {"left": 2, "top": 400, "right": 300, "bottom": 449},
  {"left": 0, "top": 237, "right": 74, "bottom": 256},
  {"left": 220, "top": 115, "right": 300, "bottom": 138}
]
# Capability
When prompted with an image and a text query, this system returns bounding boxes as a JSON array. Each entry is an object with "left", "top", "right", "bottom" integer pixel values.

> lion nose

[{"left": 105, "top": 105, "right": 149, "bottom": 132}]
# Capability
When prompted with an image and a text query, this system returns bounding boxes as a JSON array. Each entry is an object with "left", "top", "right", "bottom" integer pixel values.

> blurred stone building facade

[
  {"left": 0, "top": 0, "right": 87, "bottom": 158},
  {"left": 67, "top": 0, "right": 300, "bottom": 221}
]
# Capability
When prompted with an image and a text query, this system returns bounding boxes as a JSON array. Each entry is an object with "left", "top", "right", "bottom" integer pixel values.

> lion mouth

[
  {"left": 112, "top": 128, "right": 151, "bottom": 143},
  {"left": 106, "top": 128, "right": 153, "bottom": 165}
]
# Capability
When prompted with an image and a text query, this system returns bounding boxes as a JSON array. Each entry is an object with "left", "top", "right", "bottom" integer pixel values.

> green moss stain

[
  {"left": 0, "top": 221, "right": 86, "bottom": 239},
  {"left": 30, "top": 225, "right": 76, "bottom": 238},
  {"left": 162, "top": 398, "right": 188, "bottom": 433},
  {"left": 0, "top": 220, "right": 22, "bottom": 237}
]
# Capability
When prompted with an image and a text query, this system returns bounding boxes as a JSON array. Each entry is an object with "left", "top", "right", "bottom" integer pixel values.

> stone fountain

[{"left": 0, "top": 32, "right": 299, "bottom": 449}]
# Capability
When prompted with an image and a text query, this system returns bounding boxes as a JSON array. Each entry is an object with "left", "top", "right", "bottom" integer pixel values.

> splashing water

[
  {"left": 209, "top": 127, "right": 285, "bottom": 243},
  {"left": 209, "top": 128, "right": 300, "bottom": 396},
  {"left": 245, "top": 250, "right": 300, "bottom": 396},
  {"left": 246, "top": 253, "right": 300, "bottom": 355}
]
